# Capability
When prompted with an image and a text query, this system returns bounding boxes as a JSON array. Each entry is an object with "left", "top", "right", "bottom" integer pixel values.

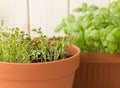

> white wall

[
  {"left": 29, "top": 0, "right": 68, "bottom": 36},
  {"left": 0, "top": 0, "right": 111, "bottom": 36},
  {"left": 0, "top": 0, "right": 28, "bottom": 32},
  {"left": 0, "top": 0, "right": 10, "bottom": 26}
]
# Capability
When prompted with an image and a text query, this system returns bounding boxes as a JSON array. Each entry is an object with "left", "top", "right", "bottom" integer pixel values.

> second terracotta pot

[{"left": 73, "top": 53, "right": 120, "bottom": 88}]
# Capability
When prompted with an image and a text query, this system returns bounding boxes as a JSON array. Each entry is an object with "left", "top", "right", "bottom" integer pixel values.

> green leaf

[
  {"left": 88, "top": 5, "right": 98, "bottom": 12},
  {"left": 63, "top": 25, "right": 73, "bottom": 34},
  {"left": 32, "top": 29, "right": 37, "bottom": 32},
  {"left": 67, "top": 14, "right": 75, "bottom": 22},
  {"left": 73, "top": 7, "right": 82, "bottom": 12},
  {"left": 102, "top": 40, "right": 108, "bottom": 46},
  {"left": 73, "top": 32, "right": 83, "bottom": 47},
  {"left": 105, "top": 25, "right": 116, "bottom": 32},
  {"left": 81, "top": 21, "right": 91, "bottom": 29},
  {"left": 87, "top": 13, "right": 94, "bottom": 19},
  {"left": 111, "top": 28, "right": 120, "bottom": 39},
  {"left": 15, "top": 27, "right": 19, "bottom": 31},
  {"left": 108, "top": 43, "right": 118, "bottom": 53},
  {"left": 117, "top": 0, "right": 120, "bottom": 3},
  {"left": 98, "top": 8, "right": 109, "bottom": 15},
  {"left": 90, "top": 30, "right": 100, "bottom": 40},
  {"left": 54, "top": 24, "right": 63, "bottom": 32},
  {"left": 61, "top": 19, "right": 66, "bottom": 27},
  {"left": 55, "top": 19, "right": 66, "bottom": 32},
  {"left": 106, "top": 34, "right": 117, "bottom": 43},
  {"left": 109, "top": 1, "right": 117, "bottom": 9},
  {"left": 92, "top": 16, "right": 104, "bottom": 25},
  {"left": 69, "top": 32, "right": 84, "bottom": 48},
  {"left": 70, "top": 22, "right": 80, "bottom": 32},
  {"left": 111, "top": 16, "right": 120, "bottom": 25},
  {"left": 82, "top": 3, "right": 88, "bottom": 13},
  {"left": 81, "top": 16, "right": 92, "bottom": 29},
  {"left": 84, "top": 29, "right": 91, "bottom": 45},
  {"left": 63, "top": 27, "right": 68, "bottom": 34},
  {"left": 77, "top": 16, "right": 84, "bottom": 25}
]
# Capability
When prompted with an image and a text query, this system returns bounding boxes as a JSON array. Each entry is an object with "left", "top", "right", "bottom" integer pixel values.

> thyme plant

[
  {"left": 0, "top": 24, "right": 68, "bottom": 63},
  {"left": 30, "top": 28, "right": 68, "bottom": 63}
]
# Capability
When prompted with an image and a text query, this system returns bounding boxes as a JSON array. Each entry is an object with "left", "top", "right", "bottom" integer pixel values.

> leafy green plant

[
  {"left": 55, "top": 0, "right": 120, "bottom": 54},
  {"left": 0, "top": 22, "right": 68, "bottom": 63}
]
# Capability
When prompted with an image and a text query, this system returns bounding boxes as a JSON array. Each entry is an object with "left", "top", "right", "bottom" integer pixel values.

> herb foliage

[
  {"left": 0, "top": 24, "right": 67, "bottom": 63},
  {"left": 55, "top": 0, "right": 120, "bottom": 53}
]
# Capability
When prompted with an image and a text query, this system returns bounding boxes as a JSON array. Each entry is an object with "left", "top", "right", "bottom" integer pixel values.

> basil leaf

[
  {"left": 55, "top": 24, "right": 63, "bottom": 32},
  {"left": 109, "top": 1, "right": 117, "bottom": 9},
  {"left": 108, "top": 43, "right": 118, "bottom": 53},
  {"left": 73, "top": 7, "right": 82, "bottom": 12},
  {"left": 67, "top": 14, "right": 75, "bottom": 22},
  {"left": 88, "top": 5, "right": 98, "bottom": 12},
  {"left": 82, "top": 3, "right": 88, "bottom": 13},
  {"left": 98, "top": 8, "right": 109, "bottom": 15}
]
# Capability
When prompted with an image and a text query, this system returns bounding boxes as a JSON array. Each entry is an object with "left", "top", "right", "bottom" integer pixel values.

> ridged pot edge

[{"left": 81, "top": 53, "right": 120, "bottom": 64}]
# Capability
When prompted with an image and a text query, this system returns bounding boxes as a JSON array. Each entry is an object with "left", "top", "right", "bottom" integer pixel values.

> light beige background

[{"left": 0, "top": 0, "right": 112, "bottom": 36}]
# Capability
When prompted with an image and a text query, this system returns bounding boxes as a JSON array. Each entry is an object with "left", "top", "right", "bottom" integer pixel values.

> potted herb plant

[
  {"left": 55, "top": 0, "right": 120, "bottom": 88},
  {"left": 0, "top": 23, "right": 80, "bottom": 88}
]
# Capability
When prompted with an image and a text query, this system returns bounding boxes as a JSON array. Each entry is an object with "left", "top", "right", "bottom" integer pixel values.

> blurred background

[{"left": 0, "top": 0, "right": 111, "bottom": 36}]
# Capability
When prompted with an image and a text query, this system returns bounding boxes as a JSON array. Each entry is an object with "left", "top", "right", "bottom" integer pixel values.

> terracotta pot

[
  {"left": 73, "top": 53, "right": 120, "bottom": 88},
  {"left": 0, "top": 44, "right": 80, "bottom": 88}
]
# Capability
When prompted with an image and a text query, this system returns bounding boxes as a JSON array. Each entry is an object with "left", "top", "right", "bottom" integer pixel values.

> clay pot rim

[
  {"left": 0, "top": 44, "right": 80, "bottom": 65},
  {"left": 81, "top": 52, "right": 120, "bottom": 63}
]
